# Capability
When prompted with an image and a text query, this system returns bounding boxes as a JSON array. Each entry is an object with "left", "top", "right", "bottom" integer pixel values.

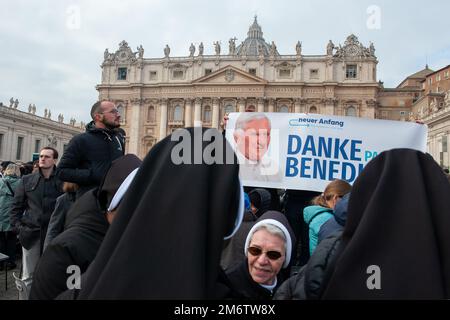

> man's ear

[{"left": 94, "top": 112, "right": 102, "bottom": 122}]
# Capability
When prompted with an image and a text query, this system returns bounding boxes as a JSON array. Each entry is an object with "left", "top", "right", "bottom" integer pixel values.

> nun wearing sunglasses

[{"left": 226, "top": 211, "right": 296, "bottom": 299}]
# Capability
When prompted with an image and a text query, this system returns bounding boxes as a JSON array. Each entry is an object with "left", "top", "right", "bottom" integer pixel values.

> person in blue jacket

[{"left": 303, "top": 179, "right": 351, "bottom": 255}]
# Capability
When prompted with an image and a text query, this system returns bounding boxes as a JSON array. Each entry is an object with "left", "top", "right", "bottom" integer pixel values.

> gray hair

[
  {"left": 250, "top": 223, "right": 286, "bottom": 245},
  {"left": 235, "top": 112, "right": 270, "bottom": 131}
]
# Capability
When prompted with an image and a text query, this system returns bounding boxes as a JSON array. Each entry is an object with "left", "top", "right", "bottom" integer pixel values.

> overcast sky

[{"left": 1, "top": 0, "right": 449, "bottom": 123}]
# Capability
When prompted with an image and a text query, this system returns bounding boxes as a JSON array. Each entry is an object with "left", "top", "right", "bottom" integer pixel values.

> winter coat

[
  {"left": 318, "top": 193, "right": 350, "bottom": 244},
  {"left": 9, "top": 168, "right": 63, "bottom": 250},
  {"left": 29, "top": 189, "right": 109, "bottom": 300},
  {"left": 303, "top": 205, "right": 333, "bottom": 255},
  {"left": 43, "top": 192, "right": 77, "bottom": 252},
  {"left": 226, "top": 259, "right": 280, "bottom": 300},
  {"left": 57, "top": 121, "right": 125, "bottom": 197},
  {"left": 0, "top": 175, "right": 20, "bottom": 231},
  {"left": 273, "top": 233, "right": 342, "bottom": 300}
]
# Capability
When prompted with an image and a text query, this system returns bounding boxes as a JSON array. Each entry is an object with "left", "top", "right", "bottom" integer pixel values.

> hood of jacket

[
  {"left": 85, "top": 121, "right": 124, "bottom": 136},
  {"left": 2, "top": 175, "right": 20, "bottom": 183},
  {"left": 303, "top": 205, "right": 333, "bottom": 224},
  {"left": 333, "top": 193, "right": 350, "bottom": 226}
]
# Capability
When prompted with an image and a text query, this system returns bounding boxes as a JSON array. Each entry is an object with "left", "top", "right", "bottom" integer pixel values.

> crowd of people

[{"left": 1, "top": 100, "right": 450, "bottom": 300}]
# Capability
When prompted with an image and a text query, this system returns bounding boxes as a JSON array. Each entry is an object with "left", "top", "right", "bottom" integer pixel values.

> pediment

[{"left": 192, "top": 65, "right": 267, "bottom": 85}]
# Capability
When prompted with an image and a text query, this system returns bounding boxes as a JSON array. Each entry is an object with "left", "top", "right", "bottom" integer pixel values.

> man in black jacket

[
  {"left": 9, "top": 147, "right": 63, "bottom": 299},
  {"left": 57, "top": 100, "right": 125, "bottom": 198}
]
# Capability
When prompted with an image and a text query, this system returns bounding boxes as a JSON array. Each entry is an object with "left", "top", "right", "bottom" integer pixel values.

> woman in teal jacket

[
  {"left": 0, "top": 163, "right": 21, "bottom": 268},
  {"left": 303, "top": 179, "right": 351, "bottom": 255}
]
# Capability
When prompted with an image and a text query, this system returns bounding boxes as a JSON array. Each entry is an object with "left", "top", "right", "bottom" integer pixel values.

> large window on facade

[
  {"left": 16, "top": 136, "right": 24, "bottom": 160},
  {"left": 173, "top": 105, "right": 183, "bottom": 122},
  {"left": 173, "top": 70, "right": 184, "bottom": 79},
  {"left": 279, "top": 105, "right": 289, "bottom": 113},
  {"left": 279, "top": 69, "right": 291, "bottom": 78},
  {"left": 203, "top": 106, "right": 212, "bottom": 123},
  {"left": 117, "top": 104, "right": 125, "bottom": 122},
  {"left": 345, "top": 106, "right": 357, "bottom": 116},
  {"left": 224, "top": 104, "right": 235, "bottom": 114},
  {"left": 34, "top": 139, "right": 41, "bottom": 153},
  {"left": 309, "top": 106, "right": 318, "bottom": 113},
  {"left": 346, "top": 65, "right": 357, "bottom": 79},
  {"left": 147, "top": 106, "right": 155, "bottom": 122},
  {"left": 117, "top": 67, "right": 127, "bottom": 80},
  {"left": 246, "top": 105, "right": 256, "bottom": 112},
  {"left": 310, "top": 69, "right": 319, "bottom": 79}
]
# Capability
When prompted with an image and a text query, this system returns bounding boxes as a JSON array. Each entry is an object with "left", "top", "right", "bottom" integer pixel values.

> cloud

[{"left": 1, "top": 0, "right": 449, "bottom": 122}]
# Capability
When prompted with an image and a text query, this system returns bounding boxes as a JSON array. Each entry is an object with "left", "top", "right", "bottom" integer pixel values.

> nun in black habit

[
  {"left": 321, "top": 148, "right": 450, "bottom": 299},
  {"left": 77, "top": 127, "right": 244, "bottom": 299}
]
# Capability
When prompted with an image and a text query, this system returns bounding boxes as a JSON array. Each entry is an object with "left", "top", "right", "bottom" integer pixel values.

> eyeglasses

[
  {"left": 101, "top": 109, "right": 119, "bottom": 114},
  {"left": 247, "top": 246, "right": 282, "bottom": 260}
]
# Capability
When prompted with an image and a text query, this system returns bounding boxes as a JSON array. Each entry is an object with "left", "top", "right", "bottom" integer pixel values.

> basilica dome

[{"left": 236, "top": 16, "right": 279, "bottom": 57}]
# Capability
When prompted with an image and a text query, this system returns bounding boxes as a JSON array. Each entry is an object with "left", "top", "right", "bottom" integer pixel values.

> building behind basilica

[{"left": 0, "top": 101, "right": 83, "bottom": 163}]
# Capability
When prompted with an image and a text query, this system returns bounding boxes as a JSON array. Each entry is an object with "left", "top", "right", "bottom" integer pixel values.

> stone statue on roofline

[
  {"left": 327, "top": 40, "right": 334, "bottom": 55},
  {"left": 214, "top": 41, "right": 221, "bottom": 55},
  {"left": 296, "top": 41, "right": 302, "bottom": 55},
  {"left": 164, "top": 44, "right": 170, "bottom": 58}
]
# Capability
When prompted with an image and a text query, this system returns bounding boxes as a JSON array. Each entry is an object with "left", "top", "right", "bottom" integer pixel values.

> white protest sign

[{"left": 225, "top": 112, "right": 427, "bottom": 192}]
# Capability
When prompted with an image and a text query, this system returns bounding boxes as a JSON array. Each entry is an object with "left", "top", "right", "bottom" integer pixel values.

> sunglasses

[{"left": 247, "top": 246, "right": 282, "bottom": 260}]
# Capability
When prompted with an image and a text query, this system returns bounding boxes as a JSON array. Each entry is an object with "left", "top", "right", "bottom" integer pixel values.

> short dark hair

[
  {"left": 1, "top": 161, "right": 13, "bottom": 170},
  {"left": 41, "top": 146, "right": 59, "bottom": 160},
  {"left": 90, "top": 101, "right": 103, "bottom": 120}
]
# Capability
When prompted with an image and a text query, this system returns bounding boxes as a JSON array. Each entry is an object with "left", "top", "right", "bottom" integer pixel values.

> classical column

[
  {"left": 128, "top": 99, "right": 142, "bottom": 154},
  {"left": 326, "top": 59, "right": 334, "bottom": 81},
  {"left": 238, "top": 98, "right": 246, "bottom": 112},
  {"left": 446, "top": 132, "right": 450, "bottom": 167},
  {"left": 7, "top": 128, "right": 14, "bottom": 161},
  {"left": 300, "top": 98, "right": 308, "bottom": 113},
  {"left": 184, "top": 98, "right": 192, "bottom": 127},
  {"left": 294, "top": 98, "right": 301, "bottom": 113},
  {"left": 194, "top": 97, "right": 202, "bottom": 127},
  {"left": 365, "top": 99, "right": 376, "bottom": 119},
  {"left": 159, "top": 99, "right": 168, "bottom": 141},
  {"left": 268, "top": 98, "right": 275, "bottom": 112},
  {"left": 257, "top": 97, "right": 265, "bottom": 112},
  {"left": 212, "top": 98, "right": 220, "bottom": 129},
  {"left": 324, "top": 98, "right": 335, "bottom": 115}
]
